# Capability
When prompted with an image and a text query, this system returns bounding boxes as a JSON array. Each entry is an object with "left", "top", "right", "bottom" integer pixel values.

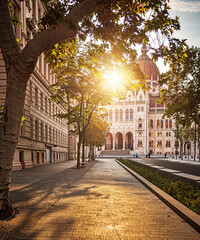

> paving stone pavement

[{"left": 1, "top": 158, "right": 200, "bottom": 240}]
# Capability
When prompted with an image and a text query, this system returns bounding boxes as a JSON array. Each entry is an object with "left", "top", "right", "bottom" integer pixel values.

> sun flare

[{"left": 104, "top": 71, "right": 124, "bottom": 91}]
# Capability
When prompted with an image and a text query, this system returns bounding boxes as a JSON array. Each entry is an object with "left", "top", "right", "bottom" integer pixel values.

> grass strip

[{"left": 117, "top": 158, "right": 200, "bottom": 215}]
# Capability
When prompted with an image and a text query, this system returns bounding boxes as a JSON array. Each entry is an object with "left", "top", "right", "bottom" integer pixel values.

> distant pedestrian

[
  {"left": 136, "top": 153, "right": 138, "bottom": 158},
  {"left": 148, "top": 152, "right": 150, "bottom": 158},
  {"left": 164, "top": 153, "right": 167, "bottom": 158}
]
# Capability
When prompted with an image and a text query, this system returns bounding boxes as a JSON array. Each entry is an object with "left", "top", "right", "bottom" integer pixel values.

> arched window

[
  {"left": 109, "top": 110, "right": 112, "bottom": 122},
  {"left": 166, "top": 140, "right": 171, "bottom": 147},
  {"left": 138, "top": 118, "right": 142, "bottom": 128},
  {"left": 120, "top": 109, "right": 123, "bottom": 122},
  {"left": 161, "top": 119, "right": 163, "bottom": 128},
  {"left": 175, "top": 140, "right": 179, "bottom": 147},
  {"left": 165, "top": 119, "right": 168, "bottom": 128},
  {"left": 169, "top": 119, "right": 172, "bottom": 128},
  {"left": 139, "top": 94, "right": 142, "bottom": 100},
  {"left": 157, "top": 119, "right": 160, "bottom": 128},
  {"left": 157, "top": 140, "right": 162, "bottom": 147},
  {"left": 138, "top": 140, "right": 142, "bottom": 147},
  {"left": 130, "top": 109, "right": 133, "bottom": 120},
  {"left": 126, "top": 109, "right": 129, "bottom": 120},
  {"left": 150, "top": 119, "right": 153, "bottom": 128},
  {"left": 115, "top": 109, "right": 118, "bottom": 122},
  {"left": 149, "top": 140, "right": 153, "bottom": 147}
]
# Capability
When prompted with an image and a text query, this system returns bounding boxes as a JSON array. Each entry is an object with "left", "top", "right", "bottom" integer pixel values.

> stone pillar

[
  {"left": 123, "top": 134, "right": 125, "bottom": 150},
  {"left": 112, "top": 134, "right": 115, "bottom": 150}
]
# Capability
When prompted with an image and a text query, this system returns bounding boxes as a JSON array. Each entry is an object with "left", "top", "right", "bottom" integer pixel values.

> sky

[
  {"left": 169, "top": 0, "right": 200, "bottom": 48},
  {"left": 139, "top": 0, "right": 200, "bottom": 73}
]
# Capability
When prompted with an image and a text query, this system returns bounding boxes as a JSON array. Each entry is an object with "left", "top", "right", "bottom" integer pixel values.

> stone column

[
  {"left": 123, "top": 134, "right": 125, "bottom": 150},
  {"left": 112, "top": 134, "right": 115, "bottom": 150}
]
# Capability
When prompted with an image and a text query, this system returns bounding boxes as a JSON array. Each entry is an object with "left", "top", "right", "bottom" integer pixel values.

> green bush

[{"left": 117, "top": 158, "right": 200, "bottom": 215}]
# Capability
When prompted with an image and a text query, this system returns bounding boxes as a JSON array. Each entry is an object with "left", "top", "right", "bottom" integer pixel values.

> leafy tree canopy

[
  {"left": 159, "top": 46, "right": 200, "bottom": 126},
  {"left": 39, "top": 0, "right": 184, "bottom": 66},
  {"left": 85, "top": 114, "right": 110, "bottom": 148}
]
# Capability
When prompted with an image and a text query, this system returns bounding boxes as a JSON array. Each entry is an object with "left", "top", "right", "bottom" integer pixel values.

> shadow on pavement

[{"left": 1, "top": 161, "right": 97, "bottom": 240}]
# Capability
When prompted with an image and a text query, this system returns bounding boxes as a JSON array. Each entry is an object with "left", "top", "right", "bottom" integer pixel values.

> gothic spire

[{"left": 141, "top": 42, "right": 148, "bottom": 56}]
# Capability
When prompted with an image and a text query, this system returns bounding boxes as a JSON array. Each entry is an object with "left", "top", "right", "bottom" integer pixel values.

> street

[{"left": 0, "top": 159, "right": 200, "bottom": 240}]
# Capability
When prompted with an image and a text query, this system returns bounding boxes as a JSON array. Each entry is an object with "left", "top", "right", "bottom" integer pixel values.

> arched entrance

[
  {"left": 105, "top": 133, "right": 113, "bottom": 150},
  {"left": 184, "top": 141, "right": 191, "bottom": 155},
  {"left": 125, "top": 132, "right": 133, "bottom": 150},
  {"left": 115, "top": 132, "right": 123, "bottom": 149}
]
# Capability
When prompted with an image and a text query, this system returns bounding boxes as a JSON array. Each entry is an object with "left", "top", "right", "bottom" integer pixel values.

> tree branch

[
  {"left": 20, "top": 0, "right": 99, "bottom": 68},
  {"left": 0, "top": 0, "right": 20, "bottom": 67}
]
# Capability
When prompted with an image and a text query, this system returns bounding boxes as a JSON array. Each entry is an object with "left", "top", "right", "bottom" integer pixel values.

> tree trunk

[
  {"left": 0, "top": 63, "right": 31, "bottom": 218},
  {"left": 0, "top": 0, "right": 100, "bottom": 219},
  {"left": 180, "top": 141, "right": 183, "bottom": 160},
  {"left": 194, "top": 124, "right": 196, "bottom": 161},
  {"left": 77, "top": 141, "right": 81, "bottom": 168},
  {"left": 89, "top": 143, "right": 92, "bottom": 162},
  {"left": 82, "top": 135, "right": 85, "bottom": 162},
  {"left": 91, "top": 144, "right": 95, "bottom": 160},
  {"left": 77, "top": 132, "right": 83, "bottom": 168},
  {"left": 198, "top": 125, "right": 200, "bottom": 161}
]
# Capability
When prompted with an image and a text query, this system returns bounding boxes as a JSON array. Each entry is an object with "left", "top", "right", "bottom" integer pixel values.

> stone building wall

[{"left": 1, "top": 0, "right": 76, "bottom": 171}]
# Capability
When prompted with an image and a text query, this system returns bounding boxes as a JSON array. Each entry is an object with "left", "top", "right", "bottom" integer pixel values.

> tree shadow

[{"left": 1, "top": 160, "right": 103, "bottom": 240}]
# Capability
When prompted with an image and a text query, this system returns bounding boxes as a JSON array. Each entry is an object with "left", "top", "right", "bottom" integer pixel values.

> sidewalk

[
  {"left": 128, "top": 157, "right": 200, "bottom": 184},
  {"left": 1, "top": 159, "right": 200, "bottom": 240},
  {"left": 157, "top": 157, "right": 200, "bottom": 165}
]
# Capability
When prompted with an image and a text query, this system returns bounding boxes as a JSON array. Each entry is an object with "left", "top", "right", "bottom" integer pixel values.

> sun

[{"left": 103, "top": 71, "right": 124, "bottom": 91}]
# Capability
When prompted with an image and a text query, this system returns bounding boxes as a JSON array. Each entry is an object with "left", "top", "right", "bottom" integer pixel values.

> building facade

[
  {"left": 101, "top": 44, "right": 195, "bottom": 157},
  {"left": 0, "top": 0, "right": 76, "bottom": 171}
]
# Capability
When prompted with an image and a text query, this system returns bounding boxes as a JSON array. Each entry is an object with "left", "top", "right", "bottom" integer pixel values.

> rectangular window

[
  {"left": 30, "top": 116, "right": 33, "bottom": 138},
  {"left": 30, "top": 81, "right": 32, "bottom": 102},
  {"left": 35, "top": 87, "right": 38, "bottom": 107},
  {"left": 49, "top": 99, "right": 51, "bottom": 116},
  {"left": 48, "top": 65, "right": 50, "bottom": 82},
  {"left": 38, "top": 6, "right": 41, "bottom": 20},
  {"left": 39, "top": 54, "right": 42, "bottom": 72},
  {"left": 40, "top": 92, "right": 43, "bottom": 110},
  {"left": 45, "top": 125, "right": 48, "bottom": 142},
  {"left": 35, "top": 120, "right": 38, "bottom": 140},
  {"left": 58, "top": 131, "right": 60, "bottom": 145},
  {"left": 44, "top": 59, "right": 46, "bottom": 78},
  {"left": 138, "top": 140, "right": 142, "bottom": 147},
  {"left": 41, "top": 123, "right": 43, "bottom": 142},
  {"left": 32, "top": 0, "right": 36, "bottom": 17},
  {"left": 49, "top": 127, "right": 51, "bottom": 143},
  {"left": 149, "top": 132, "right": 153, "bottom": 137},
  {"left": 45, "top": 96, "right": 48, "bottom": 112}
]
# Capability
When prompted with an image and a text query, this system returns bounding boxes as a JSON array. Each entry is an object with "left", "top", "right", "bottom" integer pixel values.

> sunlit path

[{"left": 10, "top": 158, "right": 199, "bottom": 240}]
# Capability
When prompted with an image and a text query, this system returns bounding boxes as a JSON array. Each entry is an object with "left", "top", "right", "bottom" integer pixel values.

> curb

[{"left": 115, "top": 159, "right": 200, "bottom": 234}]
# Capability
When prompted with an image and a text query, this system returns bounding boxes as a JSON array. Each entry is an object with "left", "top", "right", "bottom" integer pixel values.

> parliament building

[{"left": 101, "top": 44, "right": 182, "bottom": 157}]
